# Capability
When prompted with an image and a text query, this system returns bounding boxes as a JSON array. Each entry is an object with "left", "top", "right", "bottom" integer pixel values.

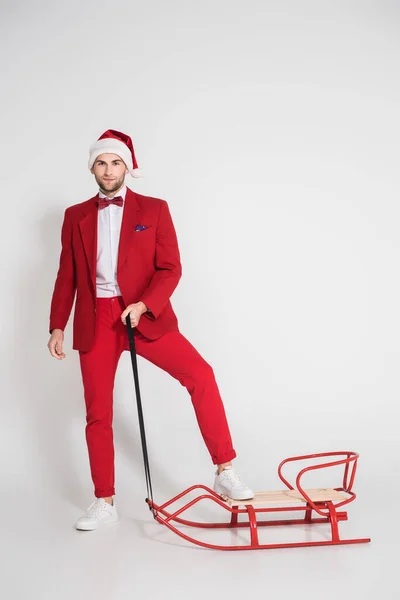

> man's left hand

[{"left": 121, "top": 302, "right": 148, "bottom": 327}]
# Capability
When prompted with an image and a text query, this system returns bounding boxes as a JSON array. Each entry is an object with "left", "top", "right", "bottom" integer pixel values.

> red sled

[
  {"left": 125, "top": 319, "right": 370, "bottom": 551},
  {"left": 145, "top": 451, "right": 371, "bottom": 551}
]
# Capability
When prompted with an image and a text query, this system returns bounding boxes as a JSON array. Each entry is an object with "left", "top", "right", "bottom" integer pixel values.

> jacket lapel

[
  {"left": 78, "top": 193, "right": 98, "bottom": 293},
  {"left": 78, "top": 187, "right": 140, "bottom": 293},
  {"left": 117, "top": 187, "right": 140, "bottom": 273}
]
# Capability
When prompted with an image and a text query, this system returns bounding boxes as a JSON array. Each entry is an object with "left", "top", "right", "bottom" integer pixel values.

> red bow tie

[{"left": 97, "top": 195, "right": 124, "bottom": 210}]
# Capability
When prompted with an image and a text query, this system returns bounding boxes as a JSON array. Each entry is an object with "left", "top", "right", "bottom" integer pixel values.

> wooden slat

[{"left": 220, "top": 488, "right": 348, "bottom": 507}]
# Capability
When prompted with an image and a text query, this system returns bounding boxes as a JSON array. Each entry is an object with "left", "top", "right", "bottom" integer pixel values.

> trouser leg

[
  {"left": 130, "top": 325, "right": 237, "bottom": 465},
  {"left": 78, "top": 296, "right": 125, "bottom": 497}
]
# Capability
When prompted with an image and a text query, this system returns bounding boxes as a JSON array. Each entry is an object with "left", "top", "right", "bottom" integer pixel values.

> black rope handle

[{"left": 125, "top": 315, "right": 157, "bottom": 519}]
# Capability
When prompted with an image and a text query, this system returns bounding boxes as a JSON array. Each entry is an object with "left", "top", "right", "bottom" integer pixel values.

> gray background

[{"left": 1, "top": 1, "right": 398, "bottom": 598}]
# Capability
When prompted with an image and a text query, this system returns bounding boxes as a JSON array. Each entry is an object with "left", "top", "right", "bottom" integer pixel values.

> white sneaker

[
  {"left": 213, "top": 466, "right": 254, "bottom": 500},
  {"left": 75, "top": 497, "right": 119, "bottom": 531}
]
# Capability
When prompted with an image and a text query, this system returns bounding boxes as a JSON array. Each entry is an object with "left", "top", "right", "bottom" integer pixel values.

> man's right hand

[{"left": 48, "top": 329, "right": 66, "bottom": 360}]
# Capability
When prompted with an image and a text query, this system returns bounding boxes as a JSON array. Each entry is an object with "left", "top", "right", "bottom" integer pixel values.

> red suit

[{"left": 49, "top": 187, "right": 236, "bottom": 497}]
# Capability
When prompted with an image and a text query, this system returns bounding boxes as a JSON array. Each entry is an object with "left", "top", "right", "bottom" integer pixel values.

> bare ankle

[{"left": 217, "top": 462, "right": 232, "bottom": 474}]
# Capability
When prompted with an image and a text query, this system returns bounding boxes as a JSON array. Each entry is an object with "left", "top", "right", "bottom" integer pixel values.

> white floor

[{"left": 2, "top": 479, "right": 396, "bottom": 600}]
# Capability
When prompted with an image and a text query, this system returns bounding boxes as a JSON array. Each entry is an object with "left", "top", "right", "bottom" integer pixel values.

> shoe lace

[
  {"left": 223, "top": 469, "right": 244, "bottom": 486},
  {"left": 86, "top": 499, "right": 108, "bottom": 517}
]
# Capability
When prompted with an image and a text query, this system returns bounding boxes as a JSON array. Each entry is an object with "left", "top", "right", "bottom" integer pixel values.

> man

[{"left": 48, "top": 129, "right": 254, "bottom": 531}]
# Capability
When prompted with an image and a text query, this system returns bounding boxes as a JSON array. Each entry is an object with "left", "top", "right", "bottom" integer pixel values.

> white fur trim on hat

[{"left": 88, "top": 138, "right": 142, "bottom": 177}]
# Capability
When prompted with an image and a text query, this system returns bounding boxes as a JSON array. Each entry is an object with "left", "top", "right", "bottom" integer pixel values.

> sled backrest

[{"left": 277, "top": 451, "right": 359, "bottom": 516}]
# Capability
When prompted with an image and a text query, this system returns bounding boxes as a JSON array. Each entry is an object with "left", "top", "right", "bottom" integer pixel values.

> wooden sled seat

[{"left": 221, "top": 487, "right": 348, "bottom": 506}]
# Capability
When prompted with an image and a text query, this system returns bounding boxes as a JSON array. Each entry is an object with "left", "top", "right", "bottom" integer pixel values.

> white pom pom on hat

[{"left": 88, "top": 129, "right": 143, "bottom": 177}]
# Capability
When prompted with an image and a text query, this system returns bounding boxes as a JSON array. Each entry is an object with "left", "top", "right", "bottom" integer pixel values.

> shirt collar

[{"left": 98, "top": 184, "right": 127, "bottom": 200}]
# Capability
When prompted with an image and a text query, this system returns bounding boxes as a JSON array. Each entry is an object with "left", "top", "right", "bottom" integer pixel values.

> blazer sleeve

[
  {"left": 139, "top": 200, "right": 182, "bottom": 319},
  {"left": 49, "top": 208, "right": 77, "bottom": 333}
]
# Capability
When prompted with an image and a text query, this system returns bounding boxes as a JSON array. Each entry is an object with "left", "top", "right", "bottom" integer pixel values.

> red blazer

[{"left": 49, "top": 187, "right": 182, "bottom": 352}]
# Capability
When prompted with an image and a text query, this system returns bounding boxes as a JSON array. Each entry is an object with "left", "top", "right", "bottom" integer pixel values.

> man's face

[{"left": 90, "top": 153, "right": 129, "bottom": 194}]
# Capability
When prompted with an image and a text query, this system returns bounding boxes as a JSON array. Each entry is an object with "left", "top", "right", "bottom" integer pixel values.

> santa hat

[{"left": 88, "top": 129, "right": 142, "bottom": 177}]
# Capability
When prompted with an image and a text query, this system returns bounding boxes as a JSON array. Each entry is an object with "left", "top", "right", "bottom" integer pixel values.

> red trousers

[{"left": 78, "top": 296, "right": 236, "bottom": 498}]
